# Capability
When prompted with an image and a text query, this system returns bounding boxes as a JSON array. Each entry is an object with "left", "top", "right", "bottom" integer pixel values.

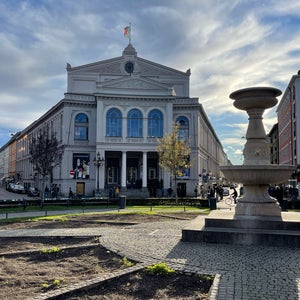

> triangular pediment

[
  {"left": 67, "top": 57, "right": 125, "bottom": 75},
  {"left": 67, "top": 56, "right": 187, "bottom": 78},
  {"left": 136, "top": 57, "right": 188, "bottom": 77},
  {"left": 67, "top": 44, "right": 189, "bottom": 96},
  {"left": 96, "top": 75, "right": 176, "bottom": 96}
]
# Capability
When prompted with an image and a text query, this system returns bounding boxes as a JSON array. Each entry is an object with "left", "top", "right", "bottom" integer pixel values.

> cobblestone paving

[
  {"left": 1, "top": 218, "right": 300, "bottom": 299},
  {"left": 99, "top": 220, "right": 300, "bottom": 300}
]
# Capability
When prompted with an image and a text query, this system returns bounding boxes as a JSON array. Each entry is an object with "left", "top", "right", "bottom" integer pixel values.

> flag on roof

[{"left": 124, "top": 25, "right": 131, "bottom": 38}]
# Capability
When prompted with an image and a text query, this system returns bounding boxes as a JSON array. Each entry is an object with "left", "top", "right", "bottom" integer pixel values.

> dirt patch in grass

[
  {"left": 0, "top": 213, "right": 213, "bottom": 299},
  {"left": 0, "top": 212, "right": 200, "bottom": 230}
]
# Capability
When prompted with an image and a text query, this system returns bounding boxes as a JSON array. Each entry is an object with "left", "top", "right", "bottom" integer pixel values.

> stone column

[
  {"left": 121, "top": 151, "right": 127, "bottom": 191},
  {"left": 142, "top": 151, "right": 147, "bottom": 189}
]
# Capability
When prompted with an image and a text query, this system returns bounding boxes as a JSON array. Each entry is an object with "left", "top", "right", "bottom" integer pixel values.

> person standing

[
  {"left": 275, "top": 185, "right": 283, "bottom": 209},
  {"left": 218, "top": 186, "right": 224, "bottom": 200},
  {"left": 232, "top": 187, "right": 238, "bottom": 204},
  {"left": 69, "top": 187, "right": 74, "bottom": 199},
  {"left": 115, "top": 186, "right": 120, "bottom": 199}
]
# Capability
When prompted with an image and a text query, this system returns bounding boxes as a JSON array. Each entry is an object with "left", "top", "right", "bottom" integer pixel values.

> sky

[{"left": 1, "top": 0, "right": 300, "bottom": 165}]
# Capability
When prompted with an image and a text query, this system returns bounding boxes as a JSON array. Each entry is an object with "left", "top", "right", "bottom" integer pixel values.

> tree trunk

[{"left": 174, "top": 176, "right": 178, "bottom": 205}]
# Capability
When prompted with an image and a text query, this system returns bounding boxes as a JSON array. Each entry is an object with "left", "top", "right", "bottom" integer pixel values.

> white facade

[{"left": 1, "top": 44, "right": 228, "bottom": 197}]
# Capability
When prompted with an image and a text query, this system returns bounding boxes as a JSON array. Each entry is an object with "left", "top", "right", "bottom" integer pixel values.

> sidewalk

[{"left": 0, "top": 207, "right": 119, "bottom": 220}]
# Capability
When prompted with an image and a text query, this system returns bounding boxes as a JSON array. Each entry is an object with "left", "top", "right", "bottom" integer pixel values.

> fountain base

[
  {"left": 182, "top": 210, "right": 300, "bottom": 247},
  {"left": 234, "top": 183, "right": 283, "bottom": 217},
  {"left": 235, "top": 200, "right": 282, "bottom": 217}
]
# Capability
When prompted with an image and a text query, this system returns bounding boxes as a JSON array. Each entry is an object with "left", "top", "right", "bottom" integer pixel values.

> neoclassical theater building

[{"left": 2, "top": 43, "right": 229, "bottom": 197}]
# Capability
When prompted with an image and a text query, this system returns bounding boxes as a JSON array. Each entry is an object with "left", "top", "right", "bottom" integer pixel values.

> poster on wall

[
  {"left": 71, "top": 153, "right": 90, "bottom": 179},
  {"left": 178, "top": 167, "right": 190, "bottom": 179},
  {"left": 178, "top": 157, "right": 191, "bottom": 179}
]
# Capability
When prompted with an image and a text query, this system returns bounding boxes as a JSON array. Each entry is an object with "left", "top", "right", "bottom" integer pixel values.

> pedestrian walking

[
  {"left": 69, "top": 187, "right": 74, "bottom": 199},
  {"left": 232, "top": 187, "right": 238, "bottom": 203}
]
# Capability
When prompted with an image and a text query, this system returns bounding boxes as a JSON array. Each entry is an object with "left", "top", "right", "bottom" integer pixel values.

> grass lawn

[{"left": 0, "top": 204, "right": 210, "bottom": 222}]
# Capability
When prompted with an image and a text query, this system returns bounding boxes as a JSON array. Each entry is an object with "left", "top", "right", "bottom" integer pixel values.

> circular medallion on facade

[{"left": 125, "top": 61, "right": 134, "bottom": 74}]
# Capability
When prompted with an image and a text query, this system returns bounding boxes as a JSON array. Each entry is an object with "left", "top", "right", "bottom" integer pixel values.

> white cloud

[{"left": 0, "top": 0, "right": 298, "bottom": 166}]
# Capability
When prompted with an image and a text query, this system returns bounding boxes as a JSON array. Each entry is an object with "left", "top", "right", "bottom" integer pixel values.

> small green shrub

[
  {"left": 145, "top": 262, "right": 175, "bottom": 275},
  {"left": 123, "top": 257, "right": 133, "bottom": 267},
  {"left": 41, "top": 279, "right": 65, "bottom": 291},
  {"left": 40, "top": 246, "right": 61, "bottom": 254},
  {"left": 53, "top": 279, "right": 61, "bottom": 286},
  {"left": 200, "top": 274, "right": 214, "bottom": 281}
]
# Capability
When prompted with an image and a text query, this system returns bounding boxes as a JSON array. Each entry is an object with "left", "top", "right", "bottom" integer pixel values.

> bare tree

[
  {"left": 29, "top": 127, "right": 64, "bottom": 197},
  {"left": 156, "top": 125, "right": 192, "bottom": 201}
]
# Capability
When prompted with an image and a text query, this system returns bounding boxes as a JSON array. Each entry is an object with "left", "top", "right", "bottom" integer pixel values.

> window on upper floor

[
  {"left": 106, "top": 108, "right": 122, "bottom": 137},
  {"left": 74, "top": 113, "right": 89, "bottom": 140},
  {"left": 127, "top": 109, "right": 143, "bottom": 137},
  {"left": 176, "top": 116, "right": 189, "bottom": 141},
  {"left": 293, "top": 86, "right": 296, "bottom": 100},
  {"left": 148, "top": 109, "right": 163, "bottom": 138}
]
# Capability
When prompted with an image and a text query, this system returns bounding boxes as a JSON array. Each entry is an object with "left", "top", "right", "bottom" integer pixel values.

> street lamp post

[{"left": 93, "top": 152, "right": 105, "bottom": 194}]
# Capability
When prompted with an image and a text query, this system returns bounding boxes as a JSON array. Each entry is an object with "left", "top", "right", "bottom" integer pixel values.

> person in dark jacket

[
  {"left": 232, "top": 187, "right": 238, "bottom": 204},
  {"left": 275, "top": 185, "right": 284, "bottom": 210}
]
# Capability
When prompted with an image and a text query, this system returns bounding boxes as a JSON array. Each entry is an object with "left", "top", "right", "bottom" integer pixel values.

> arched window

[
  {"left": 106, "top": 108, "right": 122, "bottom": 137},
  {"left": 127, "top": 109, "right": 143, "bottom": 137},
  {"left": 74, "top": 113, "right": 88, "bottom": 140},
  {"left": 176, "top": 116, "right": 189, "bottom": 141},
  {"left": 148, "top": 109, "right": 163, "bottom": 137}
]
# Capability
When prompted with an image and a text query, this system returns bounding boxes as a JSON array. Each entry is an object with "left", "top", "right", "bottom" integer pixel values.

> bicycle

[{"left": 224, "top": 194, "right": 237, "bottom": 206}]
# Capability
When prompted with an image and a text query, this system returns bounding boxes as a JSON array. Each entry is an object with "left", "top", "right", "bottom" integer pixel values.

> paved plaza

[{"left": 0, "top": 188, "right": 300, "bottom": 299}]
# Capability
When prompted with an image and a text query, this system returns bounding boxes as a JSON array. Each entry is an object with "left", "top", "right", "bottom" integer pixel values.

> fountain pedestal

[
  {"left": 224, "top": 87, "right": 294, "bottom": 218},
  {"left": 182, "top": 87, "right": 300, "bottom": 247}
]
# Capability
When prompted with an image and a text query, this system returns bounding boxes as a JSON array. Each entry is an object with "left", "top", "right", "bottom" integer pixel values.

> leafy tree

[
  {"left": 156, "top": 125, "right": 192, "bottom": 200},
  {"left": 29, "top": 127, "right": 64, "bottom": 188}
]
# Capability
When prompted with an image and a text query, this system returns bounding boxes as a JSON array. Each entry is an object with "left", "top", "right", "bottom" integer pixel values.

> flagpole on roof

[
  {"left": 129, "top": 22, "right": 131, "bottom": 44},
  {"left": 124, "top": 23, "right": 132, "bottom": 44}
]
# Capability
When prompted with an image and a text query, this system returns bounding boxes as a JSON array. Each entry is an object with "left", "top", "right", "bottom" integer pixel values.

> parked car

[
  {"left": 27, "top": 187, "right": 40, "bottom": 197},
  {"left": 6, "top": 182, "right": 15, "bottom": 192},
  {"left": 12, "top": 184, "right": 27, "bottom": 194},
  {"left": 223, "top": 187, "right": 230, "bottom": 196}
]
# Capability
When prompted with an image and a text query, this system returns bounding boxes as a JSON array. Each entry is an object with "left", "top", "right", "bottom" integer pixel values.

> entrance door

[
  {"left": 148, "top": 167, "right": 156, "bottom": 180},
  {"left": 107, "top": 167, "right": 119, "bottom": 184},
  {"left": 76, "top": 182, "right": 85, "bottom": 196},
  {"left": 177, "top": 183, "right": 186, "bottom": 197},
  {"left": 127, "top": 167, "right": 137, "bottom": 186}
]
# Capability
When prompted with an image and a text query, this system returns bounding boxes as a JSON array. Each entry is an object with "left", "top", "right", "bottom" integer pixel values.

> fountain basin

[
  {"left": 220, "top": 165, "right": 295, "bottom": 185},
  {"left": 221, "top": 164, "right": 294, "bottom": 217},
  {"left": 229, "top": 87, "right": 282, "bottom": 110}
]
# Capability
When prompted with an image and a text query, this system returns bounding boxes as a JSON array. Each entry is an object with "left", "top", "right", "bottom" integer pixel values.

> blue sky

[{"left": 0, "top": 0, "right": 300, "bottom": 165}]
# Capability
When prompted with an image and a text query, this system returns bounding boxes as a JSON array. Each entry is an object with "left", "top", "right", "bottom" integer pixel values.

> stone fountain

[
  {"left": 222, "top": 87, "right": 294, "bottom": 217},
  {"left": 182, "top": 87, "right": 300, "bottom": 247}
]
